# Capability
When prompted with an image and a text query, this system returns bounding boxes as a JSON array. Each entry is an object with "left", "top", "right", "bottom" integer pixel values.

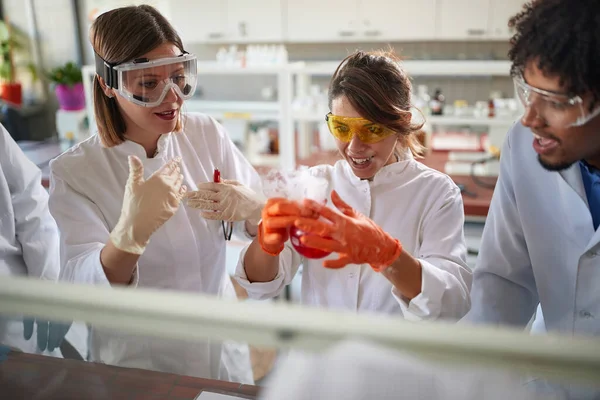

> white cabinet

[
  {"left": 436, "top": 0, "right": 490, "bottom": 40},
  {"left": 226, "top": 0, "right": 283, "bottom": 42},
  {"left": 436, "top": 0, "right": 528, "bottom": 41},
  {"left": 488, "top": 0, "right": 527, "bottom": 39},
  {"left": 169, "top": 0, "right": 284, "bottom": 43},
  {"left": 286, "top": 0, "right": 436, "bottom": 42},
  {"left": 169, "top": 0, "right": 527, "bottom": 44},
  {"left": 358, "top": 0, "right": 436, "bottom": 41},
  {"left": 169, "top": 0, "right": 227, "bottom": 42},
  {"left": 285, "top": 0, "right": 359, "bottom": 42}
]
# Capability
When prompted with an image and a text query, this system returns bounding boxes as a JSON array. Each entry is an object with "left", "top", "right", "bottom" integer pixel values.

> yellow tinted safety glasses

[{"left": 325, "top": 113, "right": 397, "bottom": 144}]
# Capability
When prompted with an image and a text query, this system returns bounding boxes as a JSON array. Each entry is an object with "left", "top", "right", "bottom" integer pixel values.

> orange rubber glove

[
  {"left": 259, "top": 198, "right": 319, "bottom": 256},
  {"left": 257, "top": 198, "right": 306, "bottom": 256},
  {"left": 293, "top": 190, "right": 402, "bottom": 271}
]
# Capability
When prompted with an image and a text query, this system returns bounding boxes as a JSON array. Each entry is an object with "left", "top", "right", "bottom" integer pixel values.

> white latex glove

[
  {"left": 185, "top": 179, "right": 265, "bottom": 225},
  {"left": 110, "top": 155, "right": 187, "bottom": 255}
]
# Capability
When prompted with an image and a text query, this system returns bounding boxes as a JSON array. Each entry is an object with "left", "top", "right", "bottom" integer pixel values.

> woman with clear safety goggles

[
  {"left": 47, "top": 5, "right": 264, "bottom": 383},
  {"left": 235, "top": 50, "right": 472, "bottom": 322}
]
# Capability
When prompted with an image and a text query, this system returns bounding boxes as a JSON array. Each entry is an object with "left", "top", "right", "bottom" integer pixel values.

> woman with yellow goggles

[
  {"left": 325, "top": 112, "right": 399, "bottom": 144},
  {"left": 236, "top": 50, "right": 472, "bottom": 323}
]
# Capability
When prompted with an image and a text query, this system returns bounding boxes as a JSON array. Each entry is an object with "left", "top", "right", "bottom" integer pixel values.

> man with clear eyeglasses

[
  {"left": 463, "top": 1, "right": 600, "bottom": 395},
  {"left": 464, "top": 0, "right": 600, "bottom": 337}
]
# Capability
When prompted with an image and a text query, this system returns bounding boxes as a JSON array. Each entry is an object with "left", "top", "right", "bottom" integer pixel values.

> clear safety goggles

[
  {"left": 513, "top": 74, "right": 600, "bottom": 128},
  {"left": 325, "top": 113, "right": 397, "bottom": 144},
  {"left": 95, "top": 52, "right": 198, "bottom": 107}
]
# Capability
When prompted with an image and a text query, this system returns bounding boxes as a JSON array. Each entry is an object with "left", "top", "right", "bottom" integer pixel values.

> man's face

[{"left": 521, "top": 61, "right": 600, "bottom": 171}]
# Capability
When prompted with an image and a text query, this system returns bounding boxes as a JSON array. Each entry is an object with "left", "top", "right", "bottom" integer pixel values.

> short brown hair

[
  {"left": 90, "top": 5, "right": 185, "bottom": 147},
  {"left": 328, "top": 50, "right": 425, "bottom": 157}
]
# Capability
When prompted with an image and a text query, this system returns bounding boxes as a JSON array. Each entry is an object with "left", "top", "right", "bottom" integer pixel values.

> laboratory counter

[{"left": 0, "top": 350, "right": 260, "bottom": 400}]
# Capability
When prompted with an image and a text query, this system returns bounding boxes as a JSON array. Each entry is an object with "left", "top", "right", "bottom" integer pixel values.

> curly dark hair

[{"left": 508, "top": 0, "right": 600, "bottom": 106}]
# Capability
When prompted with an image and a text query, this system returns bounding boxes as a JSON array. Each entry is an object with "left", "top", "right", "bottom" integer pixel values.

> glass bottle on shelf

[{"left": 430, "top": 89, "right": 445, "bottom": 116}]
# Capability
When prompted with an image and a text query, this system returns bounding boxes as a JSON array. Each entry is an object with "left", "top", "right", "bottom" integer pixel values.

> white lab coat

[
  {"left": 235, "top": 154, "right": 472, "bottom": 321},
  {"left": 0, "top": 123, "right": 61, "bottom": 354},
  {"left": 48, "top": 113, "right": 259, "bottom": 383},
  {"left": 465, "top": 122, "right": 600, "bottom": 399},
  {"left": 466, "top": 122, "right": 600, "bottom": 336},
  {"left": 260, "top": 340, "right": 559, "bottom": 400}
]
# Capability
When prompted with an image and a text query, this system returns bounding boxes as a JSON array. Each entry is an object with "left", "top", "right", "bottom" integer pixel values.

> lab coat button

[
  {"left": 586, "top": 250, "right": 600, "bottom": 258},
  {"left": 579, "top": 310, "right": 594, "bottom": 319}
]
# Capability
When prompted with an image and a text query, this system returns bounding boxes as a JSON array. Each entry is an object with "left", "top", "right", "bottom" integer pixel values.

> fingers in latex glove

[
  {"left": 295, "top": 190, "right": 402, "bottom": 271},
  {"left": 0, "top": 345, "right": 9, "bottom": 362},
  {"left": 23, "top": 318, "right": 34, "bottom": 340},
  {"left": 257, "top": 198, "right": 309, "bottom": 255},
  {"left": 37, "top": 320, "right": 49, "bottom": 351},
  {"left": 110, "top": 156, "right": 186, "bottom": 255},
  {"left": 48, "top": 322, "right": 71, "bottom": 352},
  {"left": 23, "top": 319, "right": 71, "bottom": 352},
  {"left": 186, "top": 179, "right": 264, "bottom": 224},
  {"left": 293, "top": 218, "right": 350, "bottom": 269},
  {"left": 258, "top": 198, "right": 292, "bottom": 255}
]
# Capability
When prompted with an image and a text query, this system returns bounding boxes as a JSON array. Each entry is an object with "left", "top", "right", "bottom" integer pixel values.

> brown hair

[
  {"left": 90, "top": 5, "right": 185, "bottom": 147},
  {"left": 328, "top": 49, "right": 425, "bottom": 158}
]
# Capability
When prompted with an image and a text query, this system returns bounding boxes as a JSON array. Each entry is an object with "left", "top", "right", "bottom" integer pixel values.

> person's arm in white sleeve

[
  {"left": 0, "top": 125, "right": 60, "bottom": 281},
  {"left": 386, "top": 187, "right": 472, "bottom": 321},
  {"left": 229, "top": 161, "right": 334, "bottom": 300},
  {"left": 234, "top": 240, "right": 303, "bottom": 300},
  {"left": 234, "top": 195, "right": 308, "bottom": 300},
  {"left": 48, "top": 170, "right": 139, "bottom": 287},
  {"left": 463, "top": 129, "right": 538, "bottom": 327}
]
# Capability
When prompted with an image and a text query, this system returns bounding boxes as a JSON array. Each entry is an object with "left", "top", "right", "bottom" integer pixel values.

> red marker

[{"left": 213, "top": 168, "right": 232, "bottom": 240}]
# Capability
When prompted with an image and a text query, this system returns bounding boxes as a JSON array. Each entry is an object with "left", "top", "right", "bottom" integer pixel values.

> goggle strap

[{"left": 94, "top": 52, "right": 119, "bottom": 90}]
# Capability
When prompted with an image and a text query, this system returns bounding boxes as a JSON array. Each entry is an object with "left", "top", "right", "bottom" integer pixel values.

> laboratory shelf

[
  {"left": 296, "top": 60, "right": 512, "bottom": 77},
  {"left": 428, "top": 115, "right": 517, "bottom": 126},
  {"left": 196, "top": 61, "right": 305, "bottom": 75},
  {"left": 292, "top": 111, "right": 516, "bottom": 127},
  {"left": 185, "top": 100, "right": 280, "bottom": 121},
  {"left": 196, "top": 60, "right": 512, "bottom": 77}
]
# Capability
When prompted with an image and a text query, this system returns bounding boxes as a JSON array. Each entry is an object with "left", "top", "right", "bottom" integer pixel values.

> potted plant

[
  {"left": 0, "top": 18, "right": 30, "bottom": 105},
  {"left": 47, "top": 61, "right": 85, "bottom": 111}
]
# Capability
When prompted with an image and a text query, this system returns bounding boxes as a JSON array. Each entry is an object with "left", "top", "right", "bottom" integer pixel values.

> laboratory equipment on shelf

[
  {"left": 55, "top": 109, "right": 88, "bottom": 151},
  {"left": 215, "top": 44, "right": 289, "bottom": 67}
]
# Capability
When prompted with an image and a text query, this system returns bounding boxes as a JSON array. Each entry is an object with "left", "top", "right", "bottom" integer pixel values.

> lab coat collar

[
  {"left": 568, "top": 161, "right": 600, "bottom": 250},
  {"left": 558, "top": 163, "right": 589, "bottom": 208},
  {"left": 114, "top": 133, "right": 173, "bottom": 163},
  {"left": 559, "top": 163, "right": 589, "bottom": 209},
  {"left": 342, "top": 149, "right": 414, "bottom": 185},
  {"left": 557, "top": 163, "right": 597, "bottom": 250}
]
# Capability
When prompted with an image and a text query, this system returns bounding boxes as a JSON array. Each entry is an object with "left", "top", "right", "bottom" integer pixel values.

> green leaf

[{"left": 46, "top": 61, "right": 83, "bottom": 85}]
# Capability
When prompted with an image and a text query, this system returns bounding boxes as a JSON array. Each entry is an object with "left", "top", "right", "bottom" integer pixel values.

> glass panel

[{"left": 1, "top": 276, "right": 599, "bottom": 400}]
